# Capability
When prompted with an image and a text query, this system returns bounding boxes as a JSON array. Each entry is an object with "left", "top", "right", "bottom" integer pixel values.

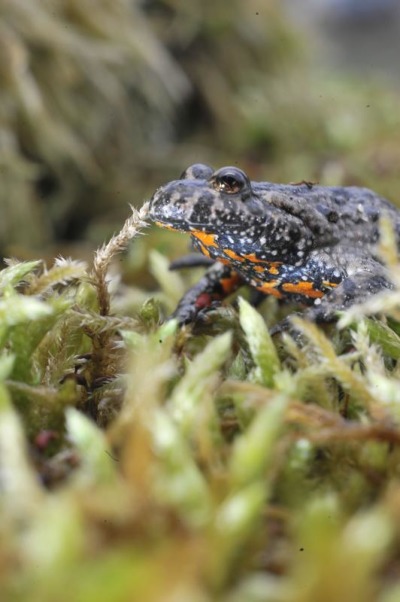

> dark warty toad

[{"left": 149, "top": 163, "right": 400, "bottom": 326}]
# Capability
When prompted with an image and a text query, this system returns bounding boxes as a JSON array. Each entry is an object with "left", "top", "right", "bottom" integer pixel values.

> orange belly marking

[
  {"left": 220, "top": 273, "right": 243, "bottom": 295},
  {"left": 243, "top": 252, "right": 267, "bottom": 264},
  {"left": 256, "top": 280, "right": 283, "bottom": 299},
  {"left": 191, "top": 231, "right": 219, "bottom": 249},
  {"left": 223, "top": 248, "right": 244, "bottom": 262},
  {"left": 281, "top": 281, "right": 324, "bottom": 298},
  {"left": 223, "top": 249, "right": 282, "bottom": 275},
  {"left": 267, "top": 263, "right": 281, "bottom": 275},
  {"left": 322, "top": 280, "right": 339, "bottom": 288},
  {"left": 197, "top": 242, "right": 211, "bottom": 258}
]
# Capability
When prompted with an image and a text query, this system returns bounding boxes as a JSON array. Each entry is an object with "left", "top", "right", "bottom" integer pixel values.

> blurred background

[{"left": 2, "top": 0, "right": 400, "bottom": 257}]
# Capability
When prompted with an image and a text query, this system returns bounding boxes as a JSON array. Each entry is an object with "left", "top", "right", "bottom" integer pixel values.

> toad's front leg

[{"left": 170, "top": 262, "right": 244, "bottom": 325}]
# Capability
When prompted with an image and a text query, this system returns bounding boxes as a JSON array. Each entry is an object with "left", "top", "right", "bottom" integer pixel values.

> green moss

[{"left": 0, "top": 204, "right": 399, "bottom": 600}]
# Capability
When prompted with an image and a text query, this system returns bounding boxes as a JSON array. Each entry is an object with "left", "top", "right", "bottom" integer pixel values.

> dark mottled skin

[{"left": 149, "top": 164, "right": 400, "bottom": 324}]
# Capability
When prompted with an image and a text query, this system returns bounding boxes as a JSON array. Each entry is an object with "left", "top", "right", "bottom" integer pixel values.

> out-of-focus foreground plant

[{"left": 0, "top": 206, "right": 400, "bottom": 601}]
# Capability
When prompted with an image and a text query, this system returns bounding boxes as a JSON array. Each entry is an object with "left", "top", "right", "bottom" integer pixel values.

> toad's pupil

[{"left": 217, "top": 176, "right": 242, "bottom": 193}]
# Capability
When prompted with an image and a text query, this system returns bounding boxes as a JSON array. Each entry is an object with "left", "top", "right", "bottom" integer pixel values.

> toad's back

[{"left": 251, "top": 181, "right": 400, "bottom": 246}]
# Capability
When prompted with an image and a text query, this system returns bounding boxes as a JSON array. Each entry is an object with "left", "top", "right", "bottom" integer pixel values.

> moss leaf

[{"left": 238, "top": 297, "right": 280, "bottom": 387}]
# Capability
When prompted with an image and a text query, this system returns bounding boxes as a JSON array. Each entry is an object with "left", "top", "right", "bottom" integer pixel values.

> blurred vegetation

[
  {"left": 2, "top": 0, "right": 400, "bottom": 600},
  {"left": 2, "top": 208, "right": 400, "bottom": 601},
  {"left": 2, "top": 0, "right": 400, "bottom": 253}
]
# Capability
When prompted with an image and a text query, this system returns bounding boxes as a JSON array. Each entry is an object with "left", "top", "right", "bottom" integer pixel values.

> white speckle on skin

[
  {"left": 170, "top": 191, "right": 182, "bottom": 204},
  {"left": 314, "top": 298, "right": 322, "bottom": 305}
]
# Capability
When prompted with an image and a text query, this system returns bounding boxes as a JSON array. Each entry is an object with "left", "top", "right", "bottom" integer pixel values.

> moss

[{"left": 0, "top": 203, "right": 398, "bottom": 600}]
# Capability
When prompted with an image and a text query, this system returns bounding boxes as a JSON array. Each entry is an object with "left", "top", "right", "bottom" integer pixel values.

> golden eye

[{"left": 211, "top": 167, "right": 249, "bottom": 195}]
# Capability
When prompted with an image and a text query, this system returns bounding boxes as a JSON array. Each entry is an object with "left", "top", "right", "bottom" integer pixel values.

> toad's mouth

[
  {"left": 153, "top": 220, "right": 181, "bottom": 232},
  {"left": 151, "top": 215, "right": 244, "bottom": 233}
]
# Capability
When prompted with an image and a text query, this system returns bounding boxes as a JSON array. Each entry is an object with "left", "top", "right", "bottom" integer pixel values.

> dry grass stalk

[{"left": 92, "top": 202, "right": 149, "bottom": 316}]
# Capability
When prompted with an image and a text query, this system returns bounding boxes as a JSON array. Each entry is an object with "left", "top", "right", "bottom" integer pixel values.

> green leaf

[
  {"left": 27, "top": 257, "right": 87, "bottom": 295},
  {"left": 0, "top": 383, "right": 42, "bottom": 517},
  {"left": 229, "top": 395, "right": 288, "bottom": 490},
  {"left": 238, "top": 297, "right": 280, "bottom": 387},
  {"left": 149, "top": 250, "right": 185, "bottom": 311},
  {"left": 215, "top": 481, "right": 266, "bottom": 543},
  {"left": 0, "top": 353, "right": 15, "bottom": 381},
  {"left": 0, "top": 260, "right": 42, "bottom": 292},
  {"left": 66, "top": 408, "right": 118, "bottom": 486},
  {"left": 7, "top": 296, "right": 70, "bottom": 382},
  {"left": 168, "top": 331, "right": 232, "bottom": 433},
  {"left": 151, "top": 408, "right": 211, "bottom": 526},
  {"left": 0, "top": 291, "right": 53, "bottom": 327},
  {"left": 289, "top": 497, "right": 392, "bottom": 601},
  {"left": 364, "top": 318, "right": 400, "bottom": 360}
]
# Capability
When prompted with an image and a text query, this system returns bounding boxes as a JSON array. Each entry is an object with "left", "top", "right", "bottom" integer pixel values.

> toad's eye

[{"left": 211, "top": 167, "right": 249, "bottom": 195}]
